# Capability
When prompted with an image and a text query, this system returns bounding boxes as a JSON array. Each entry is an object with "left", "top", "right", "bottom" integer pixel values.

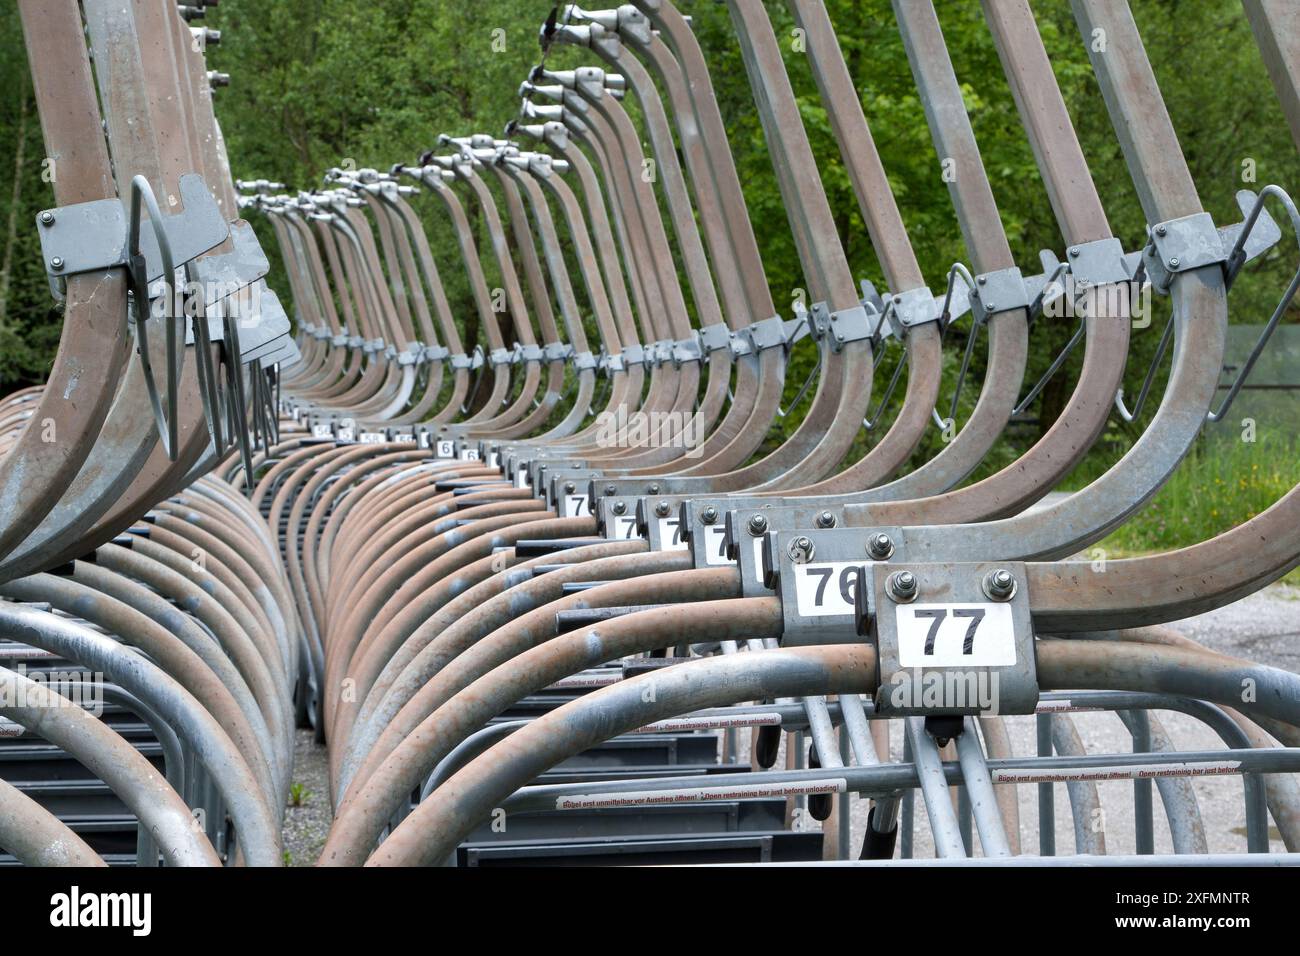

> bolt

[
  {"left": 611, "top": 501, "right": 626, "bottom": 516},
  {"left": 648, "top": 483, "right": 660, "bottom": 495},
  {"left": 654, "top": 500, "right": 671, "bottom": 518},
  {"left": 1156, "top": 224, "right": 1167, "bottom": 237},
  {"left": 787, "top": 536, "right": 815, "bottom": 564},
  {"left": 700, "top": 506, "right": 718, "bottom": 525},
  {"left": 985, "top": 302, "right": 995, "bottom": 311},
  {"left": 563, "top": 481, "right": 575, "bottom": 494},
  {"left": 603, "top": 484, "right": 615, "bottom": 496},
  {"left": 983, "top": 568, "right": 1017, "bottom": 601},
  {"left": 39, "top": 211, "right": 54, "bottom": 226},
  {"left": 1169, "top": 257, "right": 1179, "bottom": 268},
  {"left": 887, "top": 570, "right": 918, "bottom": 603},
  {"left": 867, "top": 532, "right": 894, "bottom": 560},
  {"left": 1070, "top": 246, "right": 1080, "bottom": 258},
  {"left": 747, "top": 513, "right": 769, "bottom": 537},
  {"left": 815, "top": 510, "right": 835, "bottom": 529},
  {"left": 50, "top": 257, "right": 64, "bottom": 271},
  {"left": 977, "top": 275, "right": 987, "bottom": 285}
]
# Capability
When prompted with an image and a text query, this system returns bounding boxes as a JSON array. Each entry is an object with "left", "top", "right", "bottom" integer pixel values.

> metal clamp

[
  {"left": 826, "top": 303, "right": 876, "bottom": 349},
  {"left": 36, "top": 173, "right": 228, "bottom": 285},
  {"left": 671, "top": 336, "right": 703, "bottom": 365},
  {"left": 573, "top": 350, "right": 599, "bottom": 371},
  {"left": 542, "top": 341, "right": 573, "bottom": 363},
  {"left": 878, "top": 286, "right": 941, "bottom": 338},
  {"left": 769, "top": 524, "right": 901, "bottom": 647},
  {"left": 868, "top": 562, "right": 1039, "bottom": 717},
  {"left": 450, "top": 351, "right": 482, "bottom": 370},
  {"left": 967, "top": 266, "right": 1029, "bottom": 323},
  {"left": 697, "top": 322, "right": 732, "bottom": 354},
  {"left": 730, "top": 315, "right": 790, "bottom": 356}
]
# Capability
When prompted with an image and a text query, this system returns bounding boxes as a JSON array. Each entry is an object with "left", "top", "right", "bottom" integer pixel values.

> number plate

[
  {"left": 656, "top": 516, "right": 688, "bottom": 550},
  {"left": 359, "top": 431, "right": 386, "bottom": 444},
  {"left": 311, "top": 424, "right": 331, "bottom": 439},
  {"left": 702, "top": 524, "right": 732, "bottom": 565},
  {"left": 607, "top": 514, "right": 641, "bottom": 540},
  {"left": 792, "top": 562, "right": 866, "bottom": 616},
  {"left": 434, "top": 439, "right": 456, "bottom": 459},
  {"left": 896, "top": 603, "right": 1015, "bottom": 667},
  {"left": 563, "top": 493, "right": 590, "bottom": 518},
  {"left": 459, "top": 448, "right": 480, "bottom": 462},
  {"left": 872, "top": 562, "right": 1038, "bottom": 716}
]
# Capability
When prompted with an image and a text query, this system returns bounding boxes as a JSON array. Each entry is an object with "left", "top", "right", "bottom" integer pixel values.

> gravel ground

[
  {"left": 280, "top": 583, "right": 1300, "bottom": 863},
  {"left": 282, "top": 729, "right": 331, "bottom": 866}
]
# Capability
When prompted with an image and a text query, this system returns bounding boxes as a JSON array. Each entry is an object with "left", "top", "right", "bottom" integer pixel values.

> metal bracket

[
  {"left": 826, "top": 303, "right": 876, "bottom": 349},
  {"left": 542, "top": 341, "right": 573, "bottom": 363},
  {"left": 671, "top": 336, "right": 703, "bottom": 365},
  {"left": 36, "top": 173, "right": 228, "bottom": 285},
  {"left": 1143, "top": 210, "right": 1244, "bottom": 294},
  {"left": 879, "top": 286, "right": 951, "bottom": 342},
  {"left": 697, "top": 322, "right": 732, "bottom": 354},
  {"left": 450, "top": 351, "right": 483, "bottom": 370},
  {"left": 968, "top": 266, "right": 1029, "bottom": 323},
  {"left": 573, "top": 350, "right": 598, "bottom": 371},
  {"left": 190, "top": 220, "right": 269, "bottom": 306},
  {"left": 730, "top": 315, "right": 789, "bottom": 356},
  {"left": 769, "top": 525, "right": 904, "bottom": 647},
  {"left": 869, "top": 561, "right": 1039, "bottom": 717},
  {"left": 1062, "top": 236, "right": 1131, "bottom": 290}
]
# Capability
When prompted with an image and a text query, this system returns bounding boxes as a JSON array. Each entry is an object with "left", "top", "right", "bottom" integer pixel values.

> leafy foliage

[{"left": 1, "top": 0, "right": 1295, "bottom": 487}]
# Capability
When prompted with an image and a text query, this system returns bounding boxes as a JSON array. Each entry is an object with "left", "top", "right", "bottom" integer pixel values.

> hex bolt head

[
  {"left": 563, "top": 481, "right": 576, "bottom": 494},
  {"left": 887, "top": 570, "right": 918, "bottom": 603},
  {"left": 654, "top": 500, "right": 671, "bottom": 518},
  {"left": 648, "top": 483, "right": 660, "bottom": 495},
  {"left": 1169, "top": 257, "right": 1180, "bottom": 268},
  {"left": 603, "top": 484, "right": 615, "bottom": 496},
  {"left": 747, "top": 513, "right": 769, "bottom": 537},
  {"left": 1069, "top": 246, "right": 1080, "bottom": 258},
  {"left": 1156, "top": 225, "right": 1168, "bottom": 237},
  {"left": 700, "top": 506, "right": 718, "bottom": 525},
  {"left": 39, "top": 211, "right": 54, "bottom": 226},
  {"left": 867, "top": 532, "right": 894, "bottom": 560},
  {"left": 611, "top": 501, "right": 627, "bottom": 516},
  {"left": 787, "top": 536, "right": 815, "bottom": 564},
  {"left": 815, "top": 510, "right": 836, "bottom": 529},
  {"left": 983, "top": 568, "right": 1017, "bottom": 601},
  {"left": 977, "top": 275, "right": 987, "bottom": 285},
  {"left": 50, "top": 257, "right": 64, "bottom": 271}
]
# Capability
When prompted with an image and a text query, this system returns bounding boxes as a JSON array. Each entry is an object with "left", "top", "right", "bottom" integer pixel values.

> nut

[
  {"left": 867, "top": 532, "right": 894, "bottom": 560},
  {"left": 887, "top": 570, "right": 918, "bottom": 603}
]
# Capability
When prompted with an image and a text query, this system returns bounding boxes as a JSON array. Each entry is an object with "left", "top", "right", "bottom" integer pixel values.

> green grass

[{"left": 1084, "top": 429, "right": 1300, "bottom": 586}]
